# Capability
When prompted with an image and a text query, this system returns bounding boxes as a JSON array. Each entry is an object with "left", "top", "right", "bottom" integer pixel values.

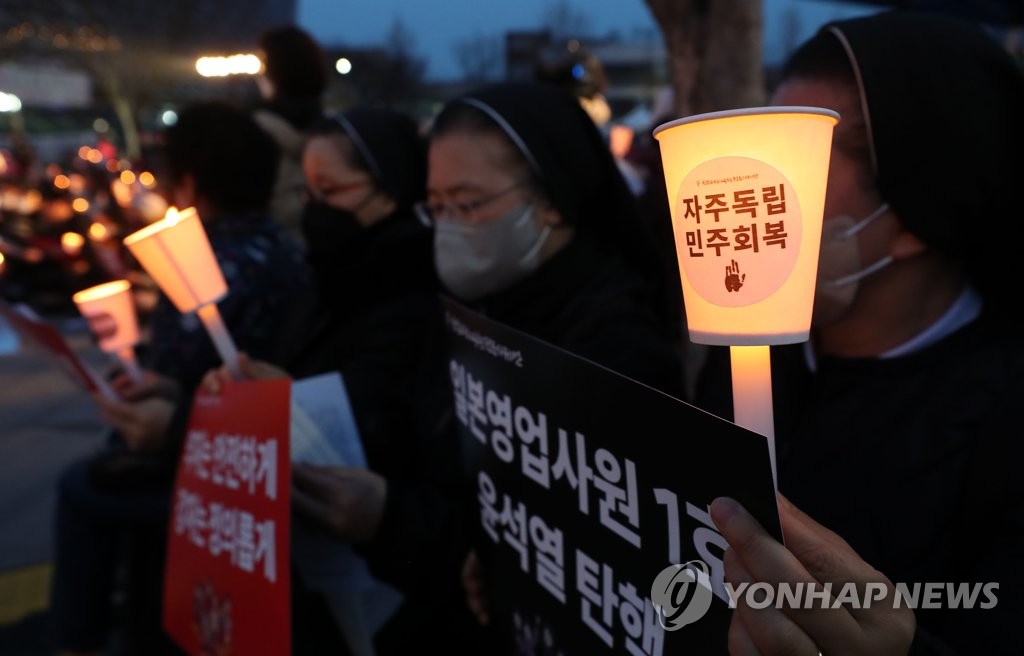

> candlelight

[
  {"left": 654, "top": 107, "right": 838, "bottom": 345},
  {"left": 18, "top": 190, "right": 41, "bottom": 215},
  {"left": 123, "top": 205, "right": 239, "bottom": 375},
  {"left": 654, "top": 106, "right": 838, "bottom": 488},
  {"left": 72, "top": 279, "right": 131, "bottom": 304},
  {"left": 110, "top": 180, "right": 132, "bottom": 208},
  {"left": 89, "top": 222, "right": 109, "bottom": 240},
  {"left": 73, "top": 279, "right": 143, "bottom": 381},
  {"left": 61, "top": 232, "right": 85, "bottom": 256},
  {"left": 123, "top": 206, "right": 226, "bottom": 314}
]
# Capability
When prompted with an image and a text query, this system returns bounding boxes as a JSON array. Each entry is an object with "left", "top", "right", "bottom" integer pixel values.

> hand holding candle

[{"left": 123, "top": 206, "right": 242, "bottom": 377}]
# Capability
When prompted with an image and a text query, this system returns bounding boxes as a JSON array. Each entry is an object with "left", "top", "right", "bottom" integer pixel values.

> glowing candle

[
  {"left": 655, "top": 107, "right": 839, "bottom": 486},
  {"left": 73, "top": 279, "right": 143, "bottom": 382},
  {"left": 123, "top": 206, "right": 240, "bottom": 377}
]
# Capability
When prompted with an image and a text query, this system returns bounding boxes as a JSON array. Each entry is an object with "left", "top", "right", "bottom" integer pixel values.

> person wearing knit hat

[{"left": 697, "top": 11, "right": 1024, "bottom": 655}]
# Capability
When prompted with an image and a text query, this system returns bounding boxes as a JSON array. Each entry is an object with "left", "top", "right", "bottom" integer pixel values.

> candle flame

[
  {"left": 122, "top": 206, "right": 198, "bottom": 246},
  {"left": 72, "top": 279, "right": 131, "bottom": 304}
]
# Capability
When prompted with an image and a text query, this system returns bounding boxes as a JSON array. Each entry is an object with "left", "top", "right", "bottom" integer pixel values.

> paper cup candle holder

[
  {"left": 654, "top": 107, "right": 839, "bottom": 485},
  {"left": 73, "top": 279, "right": 143, "bottom": 382},
  {"left": 123, "top": 206, "right": 242, "bottom": 377}
]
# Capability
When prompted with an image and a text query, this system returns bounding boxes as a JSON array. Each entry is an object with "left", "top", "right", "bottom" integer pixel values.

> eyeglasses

[
  {"left": 301, "top": 179, "right": 372, "bottom": 204},
  {"left": 415, "top": 180, "right": 529, "bottom": 226}
]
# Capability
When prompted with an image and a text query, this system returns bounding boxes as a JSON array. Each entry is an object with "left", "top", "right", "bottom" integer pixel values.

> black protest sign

[{"left": 442, "top": 297, "right": 781, "bottom": 655}]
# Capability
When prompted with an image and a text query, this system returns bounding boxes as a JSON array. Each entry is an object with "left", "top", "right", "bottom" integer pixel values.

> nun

[{"left": 698, "top": 11, "right": 1024, "bottom": 655}]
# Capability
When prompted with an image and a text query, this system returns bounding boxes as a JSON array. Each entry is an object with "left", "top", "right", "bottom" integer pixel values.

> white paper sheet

[{"left": 289, "top": 372, "right": 404, "bottom": 656}]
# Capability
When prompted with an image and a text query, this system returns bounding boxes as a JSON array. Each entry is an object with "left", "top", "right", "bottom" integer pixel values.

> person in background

[
  {"left": 280, "top": 81, "right": 686, "bottom": 652},
  {"left": 253, "top": 24, "right": 328, "bottom": 247},
  {"left": 50, "top": 101, "right": 308, "bottom": 656},
  {"left": 534, "top": 44, "right": 612, "bottom": 134},
  {"left": 282, "top": 106, "right": 436, "bottom": 396},
  {"left": 206, "top": 105, "right": 439, "bottom": 654},
  {"left": 143, "top": 102, "right": 310, "bottom": 392},
  {"left": 696, "top": 11, "right": 1024, "bottom": 654}
]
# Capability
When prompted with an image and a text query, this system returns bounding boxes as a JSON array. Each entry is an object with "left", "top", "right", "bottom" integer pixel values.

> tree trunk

[
  {"left": 94, "top": 66, "right": 141, "bottom": 160},
  {"left": 645, "top": 0, "right": 764, "bottom": 118}
]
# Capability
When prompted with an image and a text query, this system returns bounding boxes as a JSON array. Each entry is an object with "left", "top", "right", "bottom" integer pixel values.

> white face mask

[
  {"left": 434, "top": 203, "right": 552, "bottom": 301},
  {"left": 813, "top": 203, "right": 893, "bottom": 324}
]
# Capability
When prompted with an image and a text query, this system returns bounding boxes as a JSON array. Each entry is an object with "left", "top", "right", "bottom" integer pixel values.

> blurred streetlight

[
  {"left": 195, "top": 54, "right": 261, "bottom": 77},
  {"left": 0, "top": 92, "right": 22, "bottom": 113},
  {"left": 1, "top": 91, "right": 25, "bottom": 137},
  {"left": 161, "top": 109, "right": 178, "bottom": 126},
  {"left": 335, "top": 57, "right": 353, "bottom": 75}
]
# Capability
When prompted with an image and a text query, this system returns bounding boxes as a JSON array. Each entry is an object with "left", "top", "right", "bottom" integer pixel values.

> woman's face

[
  {"left": 425, "top": 127, "right": 572, "bottom": 301},
  {"left": 772, "top": 77, "right": 882, "bottom": 227},
  {"left": 772, "top": 76, "right": 901, "bottom": 325},
  {"left": 425, "top": 130, "right": 533, "bottom": 225},
  {"left": 302, "top": 134, "right": 390, "bottom": 226}
]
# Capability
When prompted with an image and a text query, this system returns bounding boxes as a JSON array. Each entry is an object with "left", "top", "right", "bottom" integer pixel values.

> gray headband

[
  {"left": 331, "top": 113, "right": 384, "bottom": 181},
  {"left": 458, "top": 97, "right": 542, "bottom": 177}
]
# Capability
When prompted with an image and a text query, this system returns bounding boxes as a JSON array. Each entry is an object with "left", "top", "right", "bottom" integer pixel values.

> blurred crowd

[{"left": 0, "top": 135, "right": 169, "bottom": 318}]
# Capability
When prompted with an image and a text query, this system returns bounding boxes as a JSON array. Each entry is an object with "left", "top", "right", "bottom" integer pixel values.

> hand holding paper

[
  {"left": 94, "top": 393, "right": 176, "bottom": 452},
  {"left": 292, "top": 464, "right": 387, "bottom": 544}
]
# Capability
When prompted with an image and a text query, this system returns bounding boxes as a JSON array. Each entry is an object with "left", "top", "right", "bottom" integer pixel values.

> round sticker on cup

[
  {"left": 674, "top": 156, "right": 802, "bottom": 307},
  {"left": 85, "top": 310, "right": 118, "bottom": 347}
]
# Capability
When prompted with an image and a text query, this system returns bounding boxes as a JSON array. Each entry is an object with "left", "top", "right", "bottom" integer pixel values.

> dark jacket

[
  {"left": 276, "top": 208, "right": 438, "bottom": 454},
  {"left": 362, "top": 235, "right": 686, "bottom": 654},
  {"left": 696, "top": 317, "right": 1024, "bottom": 655},
  {"left": 284, "top": 210, "right": 443, "bottom": 656}
]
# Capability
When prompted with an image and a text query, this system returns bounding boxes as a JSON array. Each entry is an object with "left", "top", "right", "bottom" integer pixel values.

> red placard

[
  {"left": 0, "top": 299, "right": 115, "bottom": 398},
  {"left": 163, "top": 379, "right": 291, "bottom": 655}
]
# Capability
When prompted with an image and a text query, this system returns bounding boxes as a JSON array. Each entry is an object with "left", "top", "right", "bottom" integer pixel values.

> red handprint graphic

[{"left": 725, "top": 259, "right": 746, "bottom": 292}]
